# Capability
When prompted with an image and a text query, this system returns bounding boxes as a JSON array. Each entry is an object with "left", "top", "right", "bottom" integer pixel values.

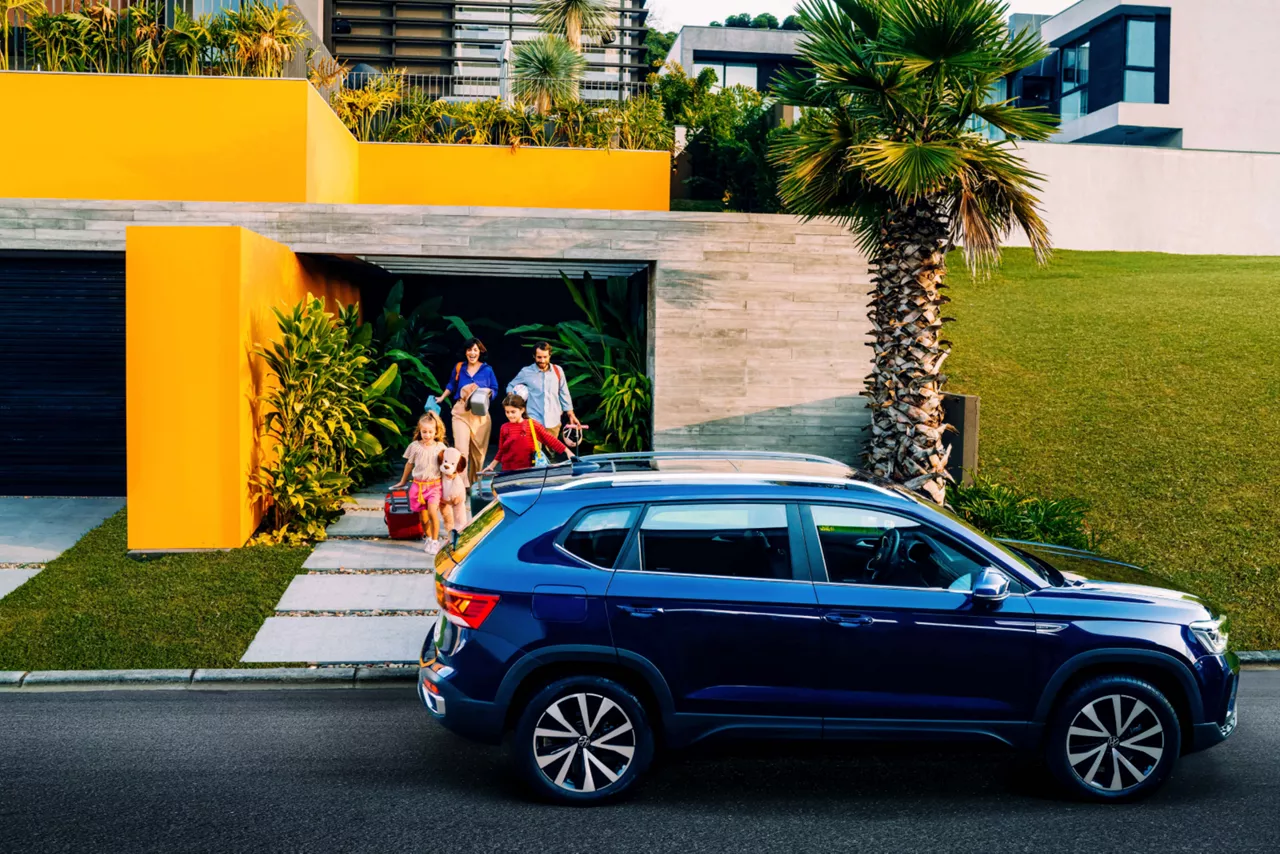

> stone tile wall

[{"left": 0, "top": 199, "right": 873, "bottom": 463}]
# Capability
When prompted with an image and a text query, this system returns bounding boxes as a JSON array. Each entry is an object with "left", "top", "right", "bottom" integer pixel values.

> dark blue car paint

[{"left": 420, "top": 478, "right": 1239, "bottom": 756}]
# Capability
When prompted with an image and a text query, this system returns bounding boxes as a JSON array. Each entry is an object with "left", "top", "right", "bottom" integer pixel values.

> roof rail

[{"left": 573, "top": 450, "right": 851, "bottom": 473}]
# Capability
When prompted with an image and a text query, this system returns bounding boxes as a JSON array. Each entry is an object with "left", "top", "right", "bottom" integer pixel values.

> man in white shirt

[{"left": 506, "top": 341, "right": 581, "bottom": 438}]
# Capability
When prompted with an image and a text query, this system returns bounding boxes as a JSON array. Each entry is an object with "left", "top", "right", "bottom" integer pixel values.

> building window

[
  {"left": 1060, "top": 39, "right": 1089, "bottom": 122},
  {"left": 1124, "top": 18, "right": 1156, "bottom": 103},
  {"left": 691, "top": 61, "right": 758, "bottom": 91},
  {"left": 966, "top": 78, "right": 1007, "bottom": 140}
]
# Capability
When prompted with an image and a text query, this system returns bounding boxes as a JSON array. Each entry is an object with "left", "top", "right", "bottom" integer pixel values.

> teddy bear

[{"left": 438, "top": 445, "right": 471, "bottom": 534}]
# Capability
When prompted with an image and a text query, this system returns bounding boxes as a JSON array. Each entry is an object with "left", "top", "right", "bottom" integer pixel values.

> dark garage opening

[
  {"left": 336, "top": 255, "right": 652, "bottom": 462},
  {"left": 0, "top": 252, "right": 126, "bottom": 497}
]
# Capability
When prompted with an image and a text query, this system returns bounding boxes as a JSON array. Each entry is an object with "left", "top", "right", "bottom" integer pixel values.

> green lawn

[
  {"left": 946, "top": 249, "right": 1280, "bottom": 650},
  {"left": 0, "top": 510, "right": 308, "bottom": 670}
]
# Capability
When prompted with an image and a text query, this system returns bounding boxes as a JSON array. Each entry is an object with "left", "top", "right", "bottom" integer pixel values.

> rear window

[
  {"left": 436, "top": 500, "right": 504, "bottom": 574},
  {"left": 561, "top": 506, "right": 639, "bottom": 568}
]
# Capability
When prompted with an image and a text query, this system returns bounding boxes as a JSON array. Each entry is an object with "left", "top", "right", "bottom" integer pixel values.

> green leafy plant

[
  {"left": 534, "top": 0, "right": 613, "bottom": 53},
  {"left": 330, "top": 67, "right": 404, "bottom": 141},
  {"left": 0, "top": 0, "right": 46, "bottom": 71},
  {"left": 769, "top": 0, "right": 1058, "bottom": 502},
  {"left": 513, "top": 34, "right": 586, "bottom": 115},
  {"left": 251, "top": 295, "right": 397, "bottom": 543},
  {"left": 946, "top": 477, "right": 1105, "bottom": 552},
  {"left": 508, "top": 272, "right": 650, "bottom": 453}
]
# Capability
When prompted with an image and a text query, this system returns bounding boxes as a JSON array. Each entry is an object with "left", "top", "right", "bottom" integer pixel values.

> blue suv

[{"left": 419, "top": 452, "right": 1238, "bottom": 804}]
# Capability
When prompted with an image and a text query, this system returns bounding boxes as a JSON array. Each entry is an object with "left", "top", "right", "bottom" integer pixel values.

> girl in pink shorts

[{"left": 392, "top": 412, "right": 448, "bottom": 553}]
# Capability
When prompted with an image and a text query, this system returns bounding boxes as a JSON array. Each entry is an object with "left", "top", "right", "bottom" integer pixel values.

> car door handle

[
  {"left": 824, "top": 613, "right": 874, "bottom": 627},
  {"left": 618, "top": 604, "right": 663, "bottom": 618}
]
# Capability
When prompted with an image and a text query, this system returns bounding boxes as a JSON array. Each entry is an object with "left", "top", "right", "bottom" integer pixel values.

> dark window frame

[
  {"left": 1059, "top": 36, "right": 1090, "bottom": 120},
  {"left": 1122, "top": 15, "right": 1158, "bottom": 103}
]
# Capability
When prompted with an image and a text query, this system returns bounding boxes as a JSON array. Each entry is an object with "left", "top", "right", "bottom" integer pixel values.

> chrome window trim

[
  {"left": 612, "top": 567, "right": 814, "bottom": 585},
  {"left": 552, "top": 541, "right": 615, "bottom": 572}
]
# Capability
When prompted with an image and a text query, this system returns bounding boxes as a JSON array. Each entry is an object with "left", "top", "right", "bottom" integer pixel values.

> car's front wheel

[
  {"left": 1045, "top": 675, "right": 1181, "bottom": 802},
  {"left": 511, "top": 675, "right": 654, "bottom": 805}
]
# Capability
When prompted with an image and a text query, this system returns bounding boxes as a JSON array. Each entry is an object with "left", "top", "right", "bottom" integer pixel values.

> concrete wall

[
  {"left": 1010, "top": 141, "right": 1280, "bottom": 255},
  {"left": 1043, "top": 0, "right": 1280, "bottom": 154},
  {"left": 4, "top": 199, "right": 874, "bottom": 473},
  {"left": 667, "top": 26, "right": 805, "bottom": 71}
]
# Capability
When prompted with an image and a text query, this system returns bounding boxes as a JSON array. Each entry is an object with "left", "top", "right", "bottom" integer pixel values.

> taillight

[{"left": 437, "top": 580, "right": 500, "bottom": 629}]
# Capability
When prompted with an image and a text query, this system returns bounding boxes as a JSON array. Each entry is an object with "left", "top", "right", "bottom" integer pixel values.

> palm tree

[
  {"left": 0, "top": 0, "right": 45, "bottom": 71},
  {"left": 770, "top": 0, "right": 1057, "bottom": 503},
  {"left": 534, "top": 0, "right": 613, "bottom": 53},
  {"left": 512, "top": 34, "right": 586, "bottom": 115}
]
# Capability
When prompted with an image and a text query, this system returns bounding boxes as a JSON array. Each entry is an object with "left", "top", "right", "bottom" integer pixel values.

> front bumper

[
  {"left": 1190, "top": 652, "right": 1240, "bottom": 752},
  {"left": 418, "top": 664, "right": 505, "bottom": 745}
]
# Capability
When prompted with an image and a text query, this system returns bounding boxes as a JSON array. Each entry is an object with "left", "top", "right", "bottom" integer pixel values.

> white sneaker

[{"left": 424, "top": 539, "right": 441, "bottom": 555}]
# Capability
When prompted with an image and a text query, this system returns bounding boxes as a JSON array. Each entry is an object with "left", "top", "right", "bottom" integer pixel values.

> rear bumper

[{"left": 418, "top": 664, "right": 505, "bottom": 745}]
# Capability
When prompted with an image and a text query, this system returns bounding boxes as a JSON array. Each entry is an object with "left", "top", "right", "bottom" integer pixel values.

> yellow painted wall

[
  {"left": 0, "top": 71, "right": 670, "bottom": 211},
  {"left": 305, "top": 85, "right": 361, "bottom": 205},
  {"left": 126, "top": 226, "right": 358, "bottom": 550},
  {"left": 358, "top": 144, "right": 671, "bottom": 211},
  {"left": 2, "top": 73, "right": 311, "bottom": 203}
]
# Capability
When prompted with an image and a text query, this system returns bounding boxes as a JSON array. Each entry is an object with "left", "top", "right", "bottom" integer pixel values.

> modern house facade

[
  {"left": 0, "top": 70, "right": 873, "bottom": 552},
  {"left": 662, "top": 25, "right": 805, "bottom": 92},
  {"left": 1008, "top": 0, "right": 1280, "bottom": 151},
  {"left": 324, "top": 0, "right": 650, "bottom": 85}
]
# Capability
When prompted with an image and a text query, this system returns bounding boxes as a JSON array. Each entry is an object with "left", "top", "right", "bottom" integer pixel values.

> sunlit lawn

[
  {"left": 0, "top": 510, "right": 307, "bottom": 670},
  {"left": 946, "top": 249, "right": 1280, "bottom": 650}
]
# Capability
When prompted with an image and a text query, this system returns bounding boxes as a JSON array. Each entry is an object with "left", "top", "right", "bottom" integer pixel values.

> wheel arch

[
  {"left": 496, "top": 645, "right": 675, "bottom": 738},
  {"left": 1035, "top": 649, "right": 1204, "bottom": 749}
]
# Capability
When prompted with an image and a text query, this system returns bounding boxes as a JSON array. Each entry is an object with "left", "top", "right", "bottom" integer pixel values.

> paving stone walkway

[{"left": 241, "top": 492, "right": 439, "bottom": 665}]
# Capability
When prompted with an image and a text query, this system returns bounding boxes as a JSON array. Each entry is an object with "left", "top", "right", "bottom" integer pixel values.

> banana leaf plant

[{"left": 508, "top": 272, "right": 651, "bottom": 453}]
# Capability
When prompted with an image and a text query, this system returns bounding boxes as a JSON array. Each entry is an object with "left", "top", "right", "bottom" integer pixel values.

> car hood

[{"left": 1002, "top": 539, "right": 1220, "bottom": 621}]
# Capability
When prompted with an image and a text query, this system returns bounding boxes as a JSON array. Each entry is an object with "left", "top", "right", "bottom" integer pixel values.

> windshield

[{"left": 884, "top": 484, "right": 1053, "bottom": 583}]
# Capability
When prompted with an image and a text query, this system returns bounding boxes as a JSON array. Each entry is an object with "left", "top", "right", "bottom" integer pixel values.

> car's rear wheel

[
  {"left": 1045, "top": 675, "right": 1181, "bottom": 802},
  {"left": 511, "top": 675, "right": 654, "bottom": 805}
]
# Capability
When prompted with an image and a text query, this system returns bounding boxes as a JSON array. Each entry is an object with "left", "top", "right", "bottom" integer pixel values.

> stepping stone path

[{"left": 241, "top": 489, "right": 440, "bottom": 665}]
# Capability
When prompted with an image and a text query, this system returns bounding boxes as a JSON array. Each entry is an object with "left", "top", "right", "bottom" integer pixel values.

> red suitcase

[{"left": 384, "top": 487, "right": 424, "bottom": 540}]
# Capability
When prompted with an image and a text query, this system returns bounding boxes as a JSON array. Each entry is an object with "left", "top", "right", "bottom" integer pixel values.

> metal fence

[{"left": 357, "top": 73, "right": 651, "bottom": 105}]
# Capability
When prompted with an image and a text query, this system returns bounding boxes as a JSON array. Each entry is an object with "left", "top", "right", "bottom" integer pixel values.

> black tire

[
  {"left": 511, "top": 675, "right": 654, "bottom": 805},
  {"left": 1045, "top": 675, "right": 1181, "bottom": 802}
]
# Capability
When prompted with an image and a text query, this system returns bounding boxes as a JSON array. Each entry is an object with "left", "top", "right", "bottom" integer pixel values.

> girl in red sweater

[{"left": 483, "top": 394, "right": 574, "bottom": 474}]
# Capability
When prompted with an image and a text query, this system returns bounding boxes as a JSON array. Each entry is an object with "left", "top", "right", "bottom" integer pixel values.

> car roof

[{"left": 491, "top": 451, "right": 920, "bottom": 515}]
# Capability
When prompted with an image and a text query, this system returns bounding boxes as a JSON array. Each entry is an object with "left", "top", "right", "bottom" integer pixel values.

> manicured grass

[
  {"left": 0, "top": 510, "right": 308, "bottom": 670},
  {"left": 946, "top": 249, "right": 1280, "bottom": 650}
]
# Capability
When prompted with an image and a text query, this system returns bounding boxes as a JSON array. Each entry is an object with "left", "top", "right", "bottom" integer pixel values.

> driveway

[{"left": 0, "top": 497, "right": 124, "bottom": 564}]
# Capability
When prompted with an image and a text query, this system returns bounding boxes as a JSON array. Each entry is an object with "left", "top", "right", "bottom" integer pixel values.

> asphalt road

[{"left": 3, "top": 672, "right": 1279, "bottom": 854}]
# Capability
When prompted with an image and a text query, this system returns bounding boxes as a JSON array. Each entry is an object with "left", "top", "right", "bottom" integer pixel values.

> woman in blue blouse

[{"left": 436, "top": 337, "right": 500, "bottom": 476}]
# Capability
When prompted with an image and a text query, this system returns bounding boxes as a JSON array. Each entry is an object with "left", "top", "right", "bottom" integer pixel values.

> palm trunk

[{"left": 863, "top": 196, "right": 953, "bottom": 503}]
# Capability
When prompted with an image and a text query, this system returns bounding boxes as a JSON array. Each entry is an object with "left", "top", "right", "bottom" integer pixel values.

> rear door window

[
  {"left": 637, "top": 503, "right": 794, "bottom": 581},
  {"left": 561, "top": 506, "right": 640, "bottom": 568}
]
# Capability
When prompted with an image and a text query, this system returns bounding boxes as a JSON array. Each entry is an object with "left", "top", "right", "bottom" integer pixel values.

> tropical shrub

[
  {"left": 535, "top": 0, "right": 613, "bottom": 53},
  {"left": 512, "top": 34, "right": 586, "bottom": 115},
  {"left": 508, "top": 272, "right": 651, "bottom": 453},
  {"left": 20, "top": 1, "right": 306, "bottom": 78},
  {"left": 946, "top": 477, "right": 1104, "bottom": 552},
  {"left": 251, "top": 296, "right": 399, "bottom": 543}
]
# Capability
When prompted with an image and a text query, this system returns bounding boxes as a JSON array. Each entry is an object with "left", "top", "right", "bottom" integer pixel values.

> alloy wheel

[
  {"left": 533, "top": 692, "right": 636, "bottom": 793},
  {"left": 1066, "top": 693, "right": 1165, "bottom": 791}
]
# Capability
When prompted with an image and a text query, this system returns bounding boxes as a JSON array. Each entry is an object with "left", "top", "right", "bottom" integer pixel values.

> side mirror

[{"left": 972, "top": 568, "right": 1010, "bottom": 606}]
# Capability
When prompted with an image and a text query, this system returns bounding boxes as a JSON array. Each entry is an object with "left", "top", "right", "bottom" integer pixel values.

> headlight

[{"left": 1190, "top": 617, "right": 1229, "bottom": 655}]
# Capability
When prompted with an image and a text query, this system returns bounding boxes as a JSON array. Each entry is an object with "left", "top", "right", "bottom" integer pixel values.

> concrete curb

[
  {"left": 3, "top": 654, "right": 1277, "bottom": 691},
  {"left": 0, "top": 667, "right": 419, "bottom": 691}
]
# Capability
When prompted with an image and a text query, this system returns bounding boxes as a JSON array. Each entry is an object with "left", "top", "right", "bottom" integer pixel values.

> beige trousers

[{"left": 451, "top": 401, "right": 492, "bottom": 478}]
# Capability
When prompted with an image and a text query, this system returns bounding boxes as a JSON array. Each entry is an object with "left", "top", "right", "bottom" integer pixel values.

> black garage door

[{"left": 0, "top": 253, "right": 126, "bottom": 496}]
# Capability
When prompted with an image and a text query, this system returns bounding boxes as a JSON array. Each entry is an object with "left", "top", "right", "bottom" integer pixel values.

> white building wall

[
  {"left": 1043, "top": 0, "right": 1280, "bottom": 153},
  {"left": 1005, "top": 141, "right": 1280, "bottom": 255}
]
